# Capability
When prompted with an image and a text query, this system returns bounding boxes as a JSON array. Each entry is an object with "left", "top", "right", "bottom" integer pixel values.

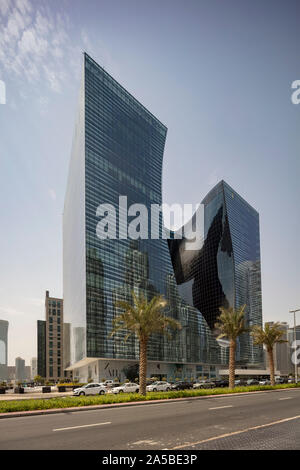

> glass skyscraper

[
  {"left": 63, "top": 54, "right": 263, "bottom": 382},
  {"left": 169, "top": 180, "right": 263, "bottom": 367}
]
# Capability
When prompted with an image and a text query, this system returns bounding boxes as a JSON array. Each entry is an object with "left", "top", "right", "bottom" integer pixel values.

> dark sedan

[
  {"left": 171, "top": 381, "right": 194, "bottom": 390},
  {"left": 213, "top": 379, "right": 229, "bottom": 388}
]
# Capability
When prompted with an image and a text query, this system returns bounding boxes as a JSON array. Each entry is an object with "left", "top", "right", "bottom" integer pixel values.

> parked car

[
  {"left": 171, "top": 381, "right": 193, "bottom": 391},
  {"left": 146, "top": 381, "right": 171, "bottom": 392},
  {"left": 73, "top": 383, "right": 107, "bottom": 396},
  {"left": 288, "top": 378, "right": 295, "bottom": 383},
  {"left": 104, "top": 380, "right": 120, "bottom": 387},
  {"left": 247, "top": 379, "right": 260, "bottom": 386},
  {"left": 111, "top": 382, "right": 139, "bottom": 394},
  {"left": 193, "top": 380, "right": 215, "bottom": 389},
  {"left": 234, "top": 379, "right": 247, "bottom": 386},
  {"left": 213, "top": 379, "right": 229, "bottom": 388},
  {"left": 259, "top": 379, "right": 271, "bottom": 385}
]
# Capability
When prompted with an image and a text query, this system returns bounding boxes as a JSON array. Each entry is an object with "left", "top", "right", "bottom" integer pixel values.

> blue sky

[{"left": 0, "top": 0, "right": 299, "bottom": 365}]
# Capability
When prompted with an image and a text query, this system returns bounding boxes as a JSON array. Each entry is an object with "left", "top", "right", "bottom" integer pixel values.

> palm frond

[
  {"left": 110, "top": 291, "right": 181, "bottom": 342},
  {"left": 214, "top": 304, "right": 248, "bottom": 341}
]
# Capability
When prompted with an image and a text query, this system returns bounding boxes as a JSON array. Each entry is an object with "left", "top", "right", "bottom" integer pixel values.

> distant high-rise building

[
  {"left": 0, "top": 320, "right": 8, "bottom": 381},
  {"left": 37, "top": 291, "right": 64, "bottom": 381},
  {"left": 7, "top": 366, "right": 16, "bottom": 382},
  {"left": 265, "top": 322, "right": 290, "bottom": 376},
  {"left": 15, "top": 357, "right": 25, "bottom": 382},
  {"left": 37, "top": 320, "right": 46, "bottom": 377},
  {"left": 31, "top": 357, "right": 37, "bottom": 380}
]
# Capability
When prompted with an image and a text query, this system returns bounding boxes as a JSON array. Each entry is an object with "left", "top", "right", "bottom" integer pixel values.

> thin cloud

[{"left": 0, "top": 0, "right": 85, "bottom": 101}]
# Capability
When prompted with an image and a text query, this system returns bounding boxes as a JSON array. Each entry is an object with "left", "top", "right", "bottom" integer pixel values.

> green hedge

[{"left": 0, "top": 383, "right": 299, "bottom": 414}]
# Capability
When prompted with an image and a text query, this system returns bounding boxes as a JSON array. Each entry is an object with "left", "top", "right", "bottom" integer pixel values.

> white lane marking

[
  {"left": 170, "top": 415, "right": 300, "bottom": 449},
  {"left": 138, "top": 401, "right": 190, "bottom": 407},
  {"left": 53, "top": 421, "right": 111, "bottom": 432},
  {"left": 209, "top": 405, "right": 233, "bottom": 410},
  {"left": 279, "top": 397, "right": 292, "bottom": 400},
  {"left": 68, "top": 400, "right": 190, "bottom": 414},
  {"left": 131, "top": 439, "right": 160, "bottom": 446}
]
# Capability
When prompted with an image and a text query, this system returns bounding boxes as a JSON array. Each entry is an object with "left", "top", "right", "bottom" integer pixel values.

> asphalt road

[{"left": 0, "top": 388, "right": 299, "bottom": 450}]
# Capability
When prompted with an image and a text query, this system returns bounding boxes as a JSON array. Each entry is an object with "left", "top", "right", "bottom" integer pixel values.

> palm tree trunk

[
  {"left": 229, "top": 339, "right": 236, "bottom": 389},
  {"left": 267, "top": 347, "right": 275, "bottom": 386},
  {"left": 139, "top": 337, "right": 148, "bottom": 396}
]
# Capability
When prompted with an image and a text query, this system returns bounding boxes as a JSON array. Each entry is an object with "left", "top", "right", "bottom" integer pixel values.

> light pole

[{"left": 289, "top": 309, "right": 300, "bottom": 383}]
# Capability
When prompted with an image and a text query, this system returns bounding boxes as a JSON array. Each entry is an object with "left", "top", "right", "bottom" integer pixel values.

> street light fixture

[{"left": 289, "top": 308, "right": 300, "bottom": 383}]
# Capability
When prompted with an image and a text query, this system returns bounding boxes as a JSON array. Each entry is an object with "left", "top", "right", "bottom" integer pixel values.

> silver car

[
  {"left": 259, "top": 379, "right": 271, "bottom": 385},
  {"left": 73, "top": 383, "right": 107, "bottom": 396},
  {"left": 111, "top": 382, "right": 139, "bottom": 394},
  {"left": 146, "top": 381, "right": 171, "bottom": 392},
  {"left": 193, "top": 380, "right": 215, "bottom": 389}
]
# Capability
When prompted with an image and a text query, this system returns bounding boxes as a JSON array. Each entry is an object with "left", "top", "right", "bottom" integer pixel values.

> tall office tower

[
  {"left": 45, "top": 290, "right": 64, "bottom": 380},
  {"left": 169, "top": 180, "right": 263, "bottom": 367},
  {"left": 0, "top": 320, "right": 8, "bottom": 381},
  {"left": 63, "top": 54, "right": 263, "bottom": 382},
  {"left": 64, "top": 53, "right": 223, "bottom": 382},
  {"left": 37, "top": 291, "right": 64, "bottom": 380},
  {"left": 15, "top": 357, "right": 25, "bottom": 382}
]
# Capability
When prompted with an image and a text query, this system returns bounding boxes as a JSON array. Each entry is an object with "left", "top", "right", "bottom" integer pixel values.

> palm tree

[
  {"left": 214, "top": 305, "right": 248, "bottom": 389},
  {"left": 251, "top": 323, "right": 287, "bottom": 386},
  {"left": 111, "top": 291, "right": 181, "bottom": 395}
]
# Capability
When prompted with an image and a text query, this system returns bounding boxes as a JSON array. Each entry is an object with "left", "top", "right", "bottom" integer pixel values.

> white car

[
  {"left": 73, "top": 383, "right": 107, "bottom": 396},
  {"left": 259, "top": 379, "right": 271, "bottom": 385},
  {"left": 104, "top": 380, "right": 114, "bottom": 386},
  {"left": 111, "top": 382, "right": 139, "bottom": 394},
  {"left": 146, "top": 381, "right": 171, "bottom": 392}
]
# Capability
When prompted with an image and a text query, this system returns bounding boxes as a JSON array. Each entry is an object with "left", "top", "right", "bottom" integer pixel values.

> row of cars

[
  {"left": 191, "top": 376, "right": 296, "bottom": 389},
  {"left": 73, "top": 376, "right": 295, "bottom": 396},
  {"left": 73, "top": 380, "right": 188, "bottom": 396}
]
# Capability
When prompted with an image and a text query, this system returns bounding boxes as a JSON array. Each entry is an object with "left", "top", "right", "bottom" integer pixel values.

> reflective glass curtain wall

[
  {"left": 64, "top": 53, "right": 222, "bottom": 368},
  {"left": 169, "top": 180, "right": 263, "bottom": 367}
]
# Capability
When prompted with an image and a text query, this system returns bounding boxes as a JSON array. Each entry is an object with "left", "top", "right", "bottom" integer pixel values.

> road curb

[{"left": 0, "top": 387, "right": 298, "bottom": 420}]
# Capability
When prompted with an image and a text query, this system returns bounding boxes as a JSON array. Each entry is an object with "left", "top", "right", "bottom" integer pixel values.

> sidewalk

[{"left": 0, "top": 391, "right": 73, "bottom": 401}]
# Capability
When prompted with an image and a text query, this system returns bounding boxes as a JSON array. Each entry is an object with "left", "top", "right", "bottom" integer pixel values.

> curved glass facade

[
  {"left": 169, "top": 180, "right": 263, "bottom": 366},
  {"left": 63, "top": 54, "right": 263, "bottom": 377}
]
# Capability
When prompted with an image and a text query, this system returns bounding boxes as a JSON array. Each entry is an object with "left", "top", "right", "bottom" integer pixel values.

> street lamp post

[{"left": 289, "top": 308, "right": 300, "bottom": 383}]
